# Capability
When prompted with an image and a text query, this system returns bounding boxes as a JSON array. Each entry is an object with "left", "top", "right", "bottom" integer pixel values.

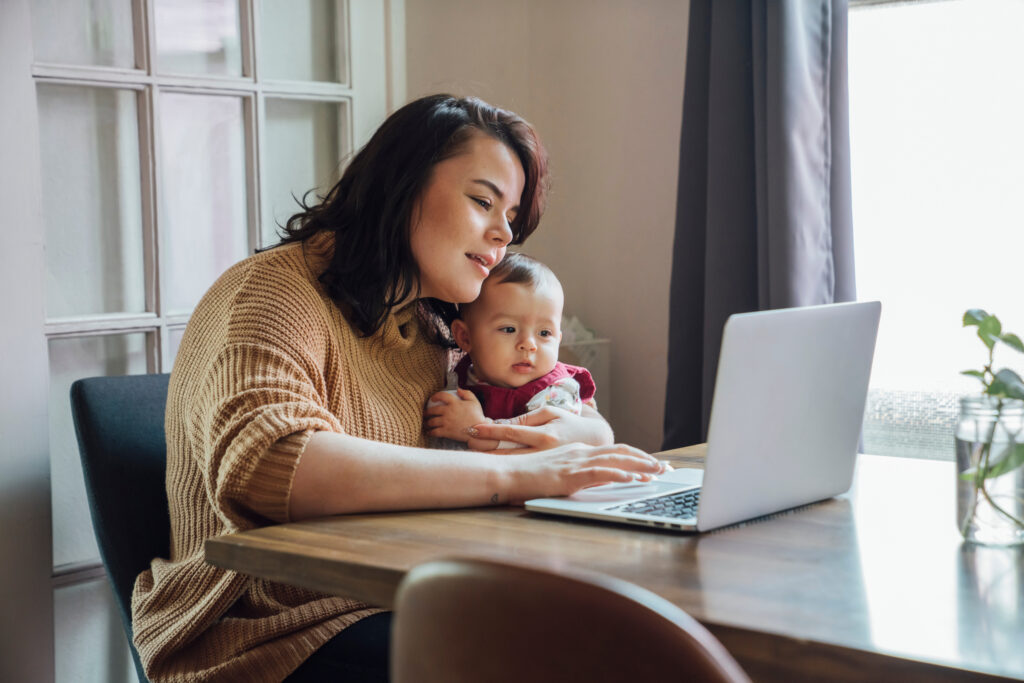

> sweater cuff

[{"left": 241, "top": 430, "right": 315, "bottom": 524}]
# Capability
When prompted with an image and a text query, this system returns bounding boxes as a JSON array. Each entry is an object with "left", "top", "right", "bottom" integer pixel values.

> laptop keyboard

[{"left": 610, "top": 488, "right": 700, "bottom": 519}]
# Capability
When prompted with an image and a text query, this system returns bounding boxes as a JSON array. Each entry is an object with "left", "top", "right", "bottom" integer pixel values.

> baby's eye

[
  {"left": 499, "top": 326, "right": 516, "bottom": 334},
  {"left": 539, "top": 330, "right": 553, "bottom": 338}
]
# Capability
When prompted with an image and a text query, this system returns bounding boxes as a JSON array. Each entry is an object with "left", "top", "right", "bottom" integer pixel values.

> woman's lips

[{"left": 466, "top": 253, "right": 490, "bottom": 277}]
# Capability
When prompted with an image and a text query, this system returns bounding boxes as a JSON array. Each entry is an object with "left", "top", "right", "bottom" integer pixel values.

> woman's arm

[
  {"left": 466, "top": 404, "right": 613, "bottom": 452},
  {"left": 288, "top": 430, "right": 662, "bottom": 520}
]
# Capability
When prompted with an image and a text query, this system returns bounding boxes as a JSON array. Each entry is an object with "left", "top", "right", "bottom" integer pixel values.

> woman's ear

[{"left": 451, "top": 319, "right": 472, "bottom": 353}]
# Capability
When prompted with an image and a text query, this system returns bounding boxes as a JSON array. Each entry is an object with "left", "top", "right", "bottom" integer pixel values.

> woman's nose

[{"left": 491, "top": 215, "right": 513, "bottom": 245}]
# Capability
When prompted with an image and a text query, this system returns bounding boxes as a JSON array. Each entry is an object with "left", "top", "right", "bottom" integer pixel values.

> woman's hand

[
  {"left": 468, "top": 404, "right": 613, "bottom": 453},
  {"left": 503, "top": 442, "right": 666, "bottom": 504}
]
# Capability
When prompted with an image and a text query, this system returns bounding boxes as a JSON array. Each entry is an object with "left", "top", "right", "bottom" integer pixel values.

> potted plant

[{"left": 957, "top": 309, "right": 1024, "bottom": 545}]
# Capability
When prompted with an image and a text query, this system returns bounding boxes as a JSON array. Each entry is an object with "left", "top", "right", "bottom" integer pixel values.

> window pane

[
  {"left": 159, "top": 93, "right": 248, "bottom": 314},
  {"left": 37, "top": 85, "right": 146, "bottom": 319},
  {"left": 30, "top": 0, "right": 135, "bottom": 68},
  {"left": 54, "top": 580, "right": 136, "bottom": 683},
  {"left": 167, "top": 326, "right": 187, "bottom": 368},
  {"left": 262, "top": 98, "right": 344, "bottom": 246},
  {"left": 49, "top": 333, "right": 149, "bottom": 568},
  {"left": 850, "top": 0, "right": 1024, "bottom": 460},
  {"left": 260, "top": 0, "right": 344, "bottom": 82},
  {"left": 155, "top": 0, "right": 242, "bottom": 76}
]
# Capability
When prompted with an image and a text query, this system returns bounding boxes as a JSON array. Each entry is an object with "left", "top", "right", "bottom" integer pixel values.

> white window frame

[{"left": 1, "top": 0, "right": 403, "bottom": 680}]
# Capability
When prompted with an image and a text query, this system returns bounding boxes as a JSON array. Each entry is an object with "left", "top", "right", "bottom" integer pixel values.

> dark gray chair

[{"left": 70, "top": 373, "right": 171, "bottom": 683}]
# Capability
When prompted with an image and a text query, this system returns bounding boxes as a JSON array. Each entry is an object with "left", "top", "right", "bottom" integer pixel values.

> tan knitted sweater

[{"left": 132, "top": 231, "right": 446, "bottom": 682}]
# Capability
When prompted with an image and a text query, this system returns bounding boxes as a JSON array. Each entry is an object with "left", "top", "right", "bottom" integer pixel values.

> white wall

[
  {"left": 406, "top": 0, "right": 689, "bottom": 450},
  {"left": 0, "top": 1, "right": 56, "bottom": 680}
]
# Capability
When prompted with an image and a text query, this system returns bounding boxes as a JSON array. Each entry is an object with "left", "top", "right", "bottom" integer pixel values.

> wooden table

[{"left": 206, "top": 447, "right": 1024, "bottom": 681}]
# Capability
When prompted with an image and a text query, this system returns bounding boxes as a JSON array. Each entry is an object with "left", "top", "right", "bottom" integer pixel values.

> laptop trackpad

[{"left": 657, "top": 467, "right": 704, "bottom": 486}]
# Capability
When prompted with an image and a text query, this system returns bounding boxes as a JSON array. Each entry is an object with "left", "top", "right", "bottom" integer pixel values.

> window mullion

[
  {"left": 241, "top": 0, "right": 258, "bottom": 81},
  {"left": 138, "top": 85, "right": 160, "bottom": 323},
  {"left": 132, "top": 0, "right": 151, "bottom": 73},
  {"left": 245, "top": 93, "right": 262, "bottom": 254}
]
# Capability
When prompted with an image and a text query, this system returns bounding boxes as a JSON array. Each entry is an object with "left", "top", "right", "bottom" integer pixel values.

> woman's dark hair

[{"left": 280, "top": 94, "right": 549, "bottom": 339}]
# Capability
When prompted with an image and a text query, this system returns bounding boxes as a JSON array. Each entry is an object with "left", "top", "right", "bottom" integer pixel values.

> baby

[{"left": 425, "top": 252, "right": 597, "bottom": 451}]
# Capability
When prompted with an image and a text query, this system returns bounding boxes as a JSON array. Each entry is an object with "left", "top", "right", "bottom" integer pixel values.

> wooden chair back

[{"left": 392, "top": 556, "right": 751, "bottom": 683}]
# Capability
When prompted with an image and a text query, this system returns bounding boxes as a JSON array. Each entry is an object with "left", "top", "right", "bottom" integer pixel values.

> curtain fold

[{"left": 662, "top": 0, "right": 855, "bottom": 449}]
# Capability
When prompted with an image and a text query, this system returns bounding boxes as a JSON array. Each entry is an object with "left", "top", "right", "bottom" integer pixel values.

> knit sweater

[{"left": 132, "top": 231, "right": 446, "bottom": 682}]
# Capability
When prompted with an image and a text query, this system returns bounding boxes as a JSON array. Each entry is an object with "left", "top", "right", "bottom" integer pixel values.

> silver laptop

[{"left": 526, "top": 301, "right": 881, "bottom": 533}]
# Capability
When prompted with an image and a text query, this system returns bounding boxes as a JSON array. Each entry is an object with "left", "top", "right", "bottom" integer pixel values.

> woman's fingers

[
  {"left": 505, "top": 443, "right": 666, "bottom": 503},
  {"left": 585, "top": 451, "right": 663, "bottom": 472},
  {"left": 502, "top": 406, "right": 563, "bottom": 427},
  {"left": 470, "top": 423, "right": 560, "bottom": 450},
  {"left": 573, "top": 467, "right": 636, "bottom": 485}
]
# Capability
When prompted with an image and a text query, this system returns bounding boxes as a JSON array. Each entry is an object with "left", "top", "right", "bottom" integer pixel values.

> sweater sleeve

[{"left": 192, "top": 341, "right": 343, "bottom": 529}]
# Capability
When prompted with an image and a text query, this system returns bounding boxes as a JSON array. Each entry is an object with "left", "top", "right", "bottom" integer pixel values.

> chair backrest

[
  {"left": 391, "top": 557, "right": 751, "bottom": 683},
  {"left": 70, "top": 373, "right": 171, "bottom": 683}
]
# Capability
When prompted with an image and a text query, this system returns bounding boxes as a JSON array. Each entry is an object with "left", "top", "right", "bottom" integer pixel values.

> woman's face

[{"left": 410, "top": 132, "right": 526, "bottom": 303}]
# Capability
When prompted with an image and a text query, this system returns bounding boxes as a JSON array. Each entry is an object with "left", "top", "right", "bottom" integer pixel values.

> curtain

[{"left": 662, "top": 0, "right": 856, "bottom": 449}]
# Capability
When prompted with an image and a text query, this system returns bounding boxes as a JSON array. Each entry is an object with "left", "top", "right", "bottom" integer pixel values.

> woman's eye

[{"left": 472, "top": 197, "right": 492, "bottom": 210}]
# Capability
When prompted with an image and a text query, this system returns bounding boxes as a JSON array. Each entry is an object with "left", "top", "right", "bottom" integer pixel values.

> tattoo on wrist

[{"left": 491, "top": 493, "right": 499, "bottom": 504}]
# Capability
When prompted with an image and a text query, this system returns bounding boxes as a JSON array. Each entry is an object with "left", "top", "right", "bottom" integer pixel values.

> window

[
  {"left": 30, "top": 0, "right": 360, "bottom": 678},
  {"left": 849, "top": 0, "right": 1024, "bottom": 460}
]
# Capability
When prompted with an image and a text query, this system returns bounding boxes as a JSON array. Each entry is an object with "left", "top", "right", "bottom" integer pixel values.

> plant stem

[{"left": 966, "top": 397, "right": 1024, "bottom": 534}]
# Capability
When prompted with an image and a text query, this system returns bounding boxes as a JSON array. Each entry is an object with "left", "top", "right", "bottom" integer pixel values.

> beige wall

[{"left": 406, "top": 0, "right": 689, "bottom": 450}]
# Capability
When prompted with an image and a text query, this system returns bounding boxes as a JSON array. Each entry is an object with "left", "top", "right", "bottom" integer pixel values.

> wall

[
  {"left": 0, "top": 2, "right": 55, "bottom": 680},
  {"left": 406, "top": 0, "right": 689, "bottom": 450}
]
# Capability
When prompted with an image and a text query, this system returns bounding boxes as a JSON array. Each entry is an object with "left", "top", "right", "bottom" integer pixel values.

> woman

[{"left": 132, "top": 94, "right": 664, "bottom": 682}]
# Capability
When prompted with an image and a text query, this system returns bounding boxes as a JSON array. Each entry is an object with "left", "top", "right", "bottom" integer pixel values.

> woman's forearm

[
  {"left": 289, "top": 431, "right": 511, "bottom": 519},
  {"left": 289, "top": 427, "right": 663, "bottom": 521}
]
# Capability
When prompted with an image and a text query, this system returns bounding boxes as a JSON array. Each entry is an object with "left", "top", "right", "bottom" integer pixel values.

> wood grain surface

[{"left": 206, "top": 447, "right": 1024, "bottom": 682}]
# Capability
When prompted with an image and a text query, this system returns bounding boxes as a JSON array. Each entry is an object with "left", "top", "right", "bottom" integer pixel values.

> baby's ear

[{"left": 451, "top": 319, "right": 472, "bottom": 353}]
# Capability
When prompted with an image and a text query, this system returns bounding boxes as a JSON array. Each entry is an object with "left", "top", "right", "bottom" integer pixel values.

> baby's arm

[{"left": 424, "top": 389, "right": 501, "bottom": 450}]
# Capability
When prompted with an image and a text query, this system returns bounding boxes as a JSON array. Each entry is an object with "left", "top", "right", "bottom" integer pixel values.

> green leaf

[
  {"left": 978, "top": 315, "right": 1002, "bottom": 350},
  {"left": 964, "top": 309, "right": 989, "bottom": 327},
  {"left": 979, "top": 443, "right": 1024, "bottom": 480},
  {"left": 961, "top": 370, "right": 987, "bottom": 385},
  {"left": 999, "top": 333, "right": 1024, "bottom": 354},
  {"left": 989, "top": 369, "right": 1024, "bottom": 400}
]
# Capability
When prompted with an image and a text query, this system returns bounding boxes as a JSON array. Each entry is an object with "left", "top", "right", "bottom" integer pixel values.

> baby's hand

[{"left": 424, "top": 389, "right": 491, "bottom": 442}]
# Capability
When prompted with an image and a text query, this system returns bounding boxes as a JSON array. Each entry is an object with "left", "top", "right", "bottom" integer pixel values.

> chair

[
  {"left": 70, "top": 373, "right": 172, "bottom": 683},
  {"left": 391, "top": 557, "right": 751, "bottom": 683}
]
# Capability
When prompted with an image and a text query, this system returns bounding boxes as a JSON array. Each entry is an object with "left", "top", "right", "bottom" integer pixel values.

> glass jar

[{"left": 955, "top": 395, "right": 1024, "bottom": 546}]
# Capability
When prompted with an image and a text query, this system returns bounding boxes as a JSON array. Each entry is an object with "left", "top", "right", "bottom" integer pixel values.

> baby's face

[{"left": 453, "top": 279, "right": 563, "bottom": 388}]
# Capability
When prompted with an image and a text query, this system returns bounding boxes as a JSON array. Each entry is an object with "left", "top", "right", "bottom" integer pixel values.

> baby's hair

[
  {"left": 488, "top": 251, "right": 559, "bottom": 290},
  {"left": 456, "top": 252, "right": 561, "bottom": 321}
]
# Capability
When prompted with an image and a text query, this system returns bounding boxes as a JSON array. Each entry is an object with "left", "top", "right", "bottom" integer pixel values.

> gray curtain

[{"left": 662, "top": 0, "right": 856, "bottom": 449}]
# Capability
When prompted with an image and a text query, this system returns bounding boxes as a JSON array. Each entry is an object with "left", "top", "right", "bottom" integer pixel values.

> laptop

[{"left": 526, "top": 301, "right": 881, "bottom": 533}]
